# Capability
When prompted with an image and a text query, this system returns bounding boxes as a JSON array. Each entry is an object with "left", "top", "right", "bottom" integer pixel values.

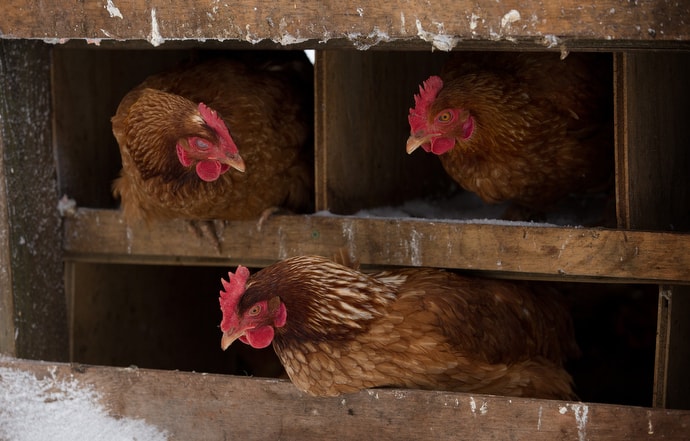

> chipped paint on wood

[
  {"left": 409, "top": 229, "right": 422, "bottom": 267},
  {"left": 414, "top": 19, "right": 460, "bottom": 52},
  {"left": 571, "top": 404, "right": 589, "bottom": 441},
  {"left": 501, "top": 10, "right": 521, "bottom": 29},
  {"left": 469, "top": 396, "right": 488, "bottom": 416},
  {"left": 105, "top": 0, "right": 123, "bottom": 19},
  {"left": 148, "top": 8, "right": 164, "bottom": 47}
]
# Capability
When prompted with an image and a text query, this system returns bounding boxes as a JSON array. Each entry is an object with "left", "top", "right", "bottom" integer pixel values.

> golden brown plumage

[
  {"left": 407, "top": 51, "right": 613, "bottom": 214},
  {"left": 218, "top": 255, "right": 580, "bottom": 399},
  {"left": 112, "top": 53, "right": 313, "bottom": 223}
]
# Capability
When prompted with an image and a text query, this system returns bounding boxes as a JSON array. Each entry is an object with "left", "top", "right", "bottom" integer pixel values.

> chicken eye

[
  {"left": 194, "top": 139, "right": 210, "bottom": 150},
  {"left": 248, "top": 305, "right": 262, "bottom": 316},
  {"left": 437, "top": 111, "right": 454, "bottom": 123}
]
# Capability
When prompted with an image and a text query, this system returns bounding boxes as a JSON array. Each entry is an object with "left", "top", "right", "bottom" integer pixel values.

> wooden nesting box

[{"left": 2, "top": 0, "right": 690, "bottom": 439}]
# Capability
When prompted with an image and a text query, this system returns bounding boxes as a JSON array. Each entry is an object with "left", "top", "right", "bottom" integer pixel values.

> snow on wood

[
  {"left": 1, "top": 357, "right": 689, "bottom": 441},
  {"left": 0, "top": 358, "right": 167, "bottom": 441}
]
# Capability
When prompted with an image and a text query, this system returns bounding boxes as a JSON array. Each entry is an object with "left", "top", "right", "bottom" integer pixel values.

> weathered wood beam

[
  {"left": 1, "top": 0, "right": 689, "bottom": 50},
  {"left": 615, "top": 52, "right": 690, "bottom": 410},
  {"left": 63, "top": 208, "right": 690, "bottom": 284},
  {"left": 2, "top": 357, "right": 689, "bottom": 441},
  {"left": 0, "top": 40, "right": 68, "bottom": 361}
]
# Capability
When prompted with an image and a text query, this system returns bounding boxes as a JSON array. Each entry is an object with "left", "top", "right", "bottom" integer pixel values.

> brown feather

[
  {"left": 410, "top": 52, "right": 613, "bottom": 212},
  {"left": 112, "top": 54, "right": 313, "bottom": 223},
  {"left": 231, "top": 256, "right": 579, "bottom": 399}
]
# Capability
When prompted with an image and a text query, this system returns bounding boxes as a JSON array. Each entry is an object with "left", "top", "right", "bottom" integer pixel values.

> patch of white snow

[{"left": 0, "top": 366, "right": 168, "bottom": 441}]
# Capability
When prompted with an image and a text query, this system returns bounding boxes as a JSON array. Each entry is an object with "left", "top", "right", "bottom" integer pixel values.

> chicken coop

[{"left": 1, "top": 0, "right": 690, "bottom": 439}]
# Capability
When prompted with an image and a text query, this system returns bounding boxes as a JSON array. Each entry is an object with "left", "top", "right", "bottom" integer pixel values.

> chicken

[
  {"left": 406, "top": 51, "right": 612, "bottom": 218},
  {"left": 218, "top": 255, "right": 580, "bottom": 399},
  {"left": 112, "top": 53, "right": 313, "bottom": 227}
]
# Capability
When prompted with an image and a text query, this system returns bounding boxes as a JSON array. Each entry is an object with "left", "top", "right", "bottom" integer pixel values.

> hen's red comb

[
  {"left": 198, "top": 103, "right": 239, "bottom": 154},
  {"left": 219, "top": 265, "right": 250, "bottom": 332},
  {"left": 408, "top": 76, "right": 444, "bottom": 133}
]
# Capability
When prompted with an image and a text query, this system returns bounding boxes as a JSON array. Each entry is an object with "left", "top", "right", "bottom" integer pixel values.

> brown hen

[
  {"left": 112, "top": 53, "right": 313, "bottom": 225},
  {"left": 407, "top": 51, "right": 612, "bottom": 217},
  {"left": 218, "top": 255, "right": 580, "bottom": 399}
]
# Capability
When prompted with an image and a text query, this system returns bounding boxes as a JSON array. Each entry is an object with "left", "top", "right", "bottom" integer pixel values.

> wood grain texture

[
  {"left": 0, "top": 58, "right": 14, "bottom": 357},
  {"left": 616, "top": 52, "right": 690, "bottom": 231},
  {"left": 1, "top": 0, "right": 689, "bottom": 50},
  {"left": 653, "top": 286, "right": 690, "bottom": 410},
  {"left": 2, "top": 358, "right": 689, "bottom": 441},
  {"left": 662, "top": 286, "right": 690, "bottom": 409},
  {"left": 615, "top": 53, "right": 690, "bottom": 410},
  {"left": 63, "top": 208, "right": 690, "bottom": 284},
  {"left": 0, "top": 40, "right": 68, "bottom": 361}
]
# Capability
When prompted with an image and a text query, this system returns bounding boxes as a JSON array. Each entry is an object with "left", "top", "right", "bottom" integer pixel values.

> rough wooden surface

[
  {"left": 662, "top": 286, "right": 690, "bottom": 409},
  {"left": 1, "top": 0, "right": 689, "bottom": 50},
  {"left": 63, "top": 208, "right": 690, "bottom": 284},
  {"left": 614, "top": 52, "right": 690, "bottom": 409},
  {"left": 1, "top": 357, "right": 689, "bottom": 441},
  {"left": 615, "top": 52, "right": 690, "bottom": 231},
  {"left": 653, "top": 286, "right": 690, "bottom": 410},
  {"left": 0, "top": 55, "right": 14, "bottom": 356},
  {"left": 0, "top": 40, "right": 68, "bottom": 361}
]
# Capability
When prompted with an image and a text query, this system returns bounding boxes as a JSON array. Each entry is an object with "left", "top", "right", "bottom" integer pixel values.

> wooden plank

[
  {"left": 663, "top": 286, "right": 690, "bottom": 409},
  {"left": 653, "top": 287, "right": 671, "bottom": 408},
  {"left": 63, "top": 208, "right": 690, "bottom": 284},
  {"left": 654, "top": 286, "right": 690, "bottom": 410},
  {"left": 0, "top": 40, "right": 68, "bottom": 360},
  {"left": 616, "top": 52, "right": 690, "bottom": 410},
  {"left": 1, "top": 0, "right": 689, "bottom": 49},
  {"left": 1, "top": 357, "right": 689, "bottom": 441},
  {"left": 616, "top": 52, "right": 690, "bottom": 231},
  {"left": 0, "top": 73, "right": 14, "bottom": 356},
  {"left": 315, "top": 50, "right": 452, "bottom": 213}
]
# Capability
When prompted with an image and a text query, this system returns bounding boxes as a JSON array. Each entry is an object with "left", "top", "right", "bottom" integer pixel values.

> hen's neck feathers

[{"left": 241, "top": 256, "right": 399, "bottom": 341}]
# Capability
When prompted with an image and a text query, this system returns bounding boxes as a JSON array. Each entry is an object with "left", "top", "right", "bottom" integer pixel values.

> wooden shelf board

[
  {"left": 2, "top": 357, "right": 689, "bottom": 441},
  {"left": 63, "top": 208, "right": 690, "bottom": 284}
]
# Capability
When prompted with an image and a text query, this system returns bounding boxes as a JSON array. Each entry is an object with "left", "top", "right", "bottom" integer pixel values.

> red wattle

[
  {"left": 244, "top": 326, "right": 275, "bottom": 349},
  {"left": 195, "top": 160, "right": 222, "bottom": 182},
  {"left": 430, "top": 137, "right": 455, "bottom": 155}
]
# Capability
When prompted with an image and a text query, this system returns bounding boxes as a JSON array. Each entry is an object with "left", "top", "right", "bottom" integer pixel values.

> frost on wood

[{"left": 0, "top": 365, "right": 168, "bottom": 441}]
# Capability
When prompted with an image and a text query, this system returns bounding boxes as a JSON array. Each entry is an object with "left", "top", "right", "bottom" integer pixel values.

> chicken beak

[
  {"left": 406, "top": 133, "right": 434, "bottom": 154},
  {"left": 219, "top": 153, "right": 246, "bottom": 173},
  {"left": 220, "top": 330, "right": 242, "bottom": 351}
]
